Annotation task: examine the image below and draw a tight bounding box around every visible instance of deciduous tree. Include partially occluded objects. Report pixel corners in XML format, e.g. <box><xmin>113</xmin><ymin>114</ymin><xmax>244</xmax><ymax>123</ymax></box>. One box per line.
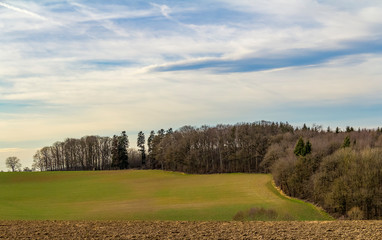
<box><xmin>6</xmin><ymin>156</ymin><xmax>21</xmax><ymax>172</ymax></box>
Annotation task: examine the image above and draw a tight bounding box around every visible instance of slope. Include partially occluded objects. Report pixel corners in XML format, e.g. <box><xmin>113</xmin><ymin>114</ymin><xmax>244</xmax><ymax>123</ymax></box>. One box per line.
<box><xmin>0</xmin><ymin>170</ymin><xmax>331</xmax><ymax>220</ymax></box>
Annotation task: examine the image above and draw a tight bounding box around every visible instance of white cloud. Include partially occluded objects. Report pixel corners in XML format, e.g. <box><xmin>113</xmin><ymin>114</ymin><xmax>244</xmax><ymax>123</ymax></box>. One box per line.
<box><xmin>0</xmin><ymin>1</ymin><xmax>48</xmax><ymax>20</ymax></box>
<box><xmin>1</xmin><ymin>0</ymin><xmax>382</xmax><ymax>163</ymax></box>
<box><xmin>150</xmin><ymin>3</ymin><xmax>172</xmax><ymax>20</ymax></box>
<box><xmin>359</xmin><ymin>7</ymin><xmax>382</xmax><ymax>23</ymax></box>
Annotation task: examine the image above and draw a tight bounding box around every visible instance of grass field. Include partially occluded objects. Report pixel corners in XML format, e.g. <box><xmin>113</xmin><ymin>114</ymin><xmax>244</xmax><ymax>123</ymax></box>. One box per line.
<box><xmin>0</xmin><ymin>170</ymin><xmax>332</xmax><ymax>221</ymax></box>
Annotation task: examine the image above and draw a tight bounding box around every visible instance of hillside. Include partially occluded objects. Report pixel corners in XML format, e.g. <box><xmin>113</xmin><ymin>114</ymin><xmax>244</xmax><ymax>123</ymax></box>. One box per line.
<box><xmin>0</xmin><ymin>170</ymin><xmax>331</xmax><ymax>221</ymax></box>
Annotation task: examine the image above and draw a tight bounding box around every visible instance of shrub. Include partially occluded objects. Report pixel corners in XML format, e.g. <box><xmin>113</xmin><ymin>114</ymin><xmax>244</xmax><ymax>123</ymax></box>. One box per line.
<box><xmin>232</xmin><ymin>211</ymin><xmax>245</xmax><ymax>221</ymax></box>
<box><xmin>347</xmin><ymin>207</ymin><xmax>364</xmax><ymax>220</ymax></box>
<box><xmin>233</xmin><ymin>207</ymin><xmax>278</xmax><ymax>221</ymax></box>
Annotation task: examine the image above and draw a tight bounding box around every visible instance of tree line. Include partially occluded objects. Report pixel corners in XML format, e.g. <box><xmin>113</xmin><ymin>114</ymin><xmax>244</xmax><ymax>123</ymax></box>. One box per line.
<box><xmin>32</xmin><ymin>121</ymin><xmax>293</xmax><ymax>173</ymax></box>
<box><xmin>146</xmin><ymin>121</ymin><xmax>293</xmax><ymax>173</ymax></box>
<box><xmin>33</xmin><ymin>131</ymin><xmax>136</xmax><ymax>171</ymax></box>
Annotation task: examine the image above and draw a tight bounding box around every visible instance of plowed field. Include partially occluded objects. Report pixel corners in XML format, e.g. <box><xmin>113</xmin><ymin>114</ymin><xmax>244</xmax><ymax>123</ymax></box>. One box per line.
<box><xmin>1</xmin><ymin>220</ymin><xmax>381</xmax><ymax>239</ymax></box>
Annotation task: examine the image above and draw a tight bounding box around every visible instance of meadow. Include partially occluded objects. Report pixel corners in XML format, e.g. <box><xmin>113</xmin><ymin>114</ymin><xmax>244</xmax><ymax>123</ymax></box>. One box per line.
<box><xmin>0</xmin><ymin>170</ymin><xmax>331</xmax><ymax>221</ymax></box>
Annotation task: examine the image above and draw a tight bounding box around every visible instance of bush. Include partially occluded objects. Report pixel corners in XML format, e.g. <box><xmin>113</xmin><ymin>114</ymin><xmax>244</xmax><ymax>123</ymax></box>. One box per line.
<box><xmin>232</xmin><ymin>211</ymin><xmax>245</xmax><ymax>221</ymax></box>
<box><xmin>248</xmin><ymin>207</ymin><xmax>278</xmax><ymax>220</ymax></box>
<box><xmin>347</xmin><ymin>207</ymin><xmax>364</xmax><ymax>220</ymax></box>
<box><xmin>233</xmin><ymin>207</ymin><xmax>279</xmax><ymax>221</ymax></box>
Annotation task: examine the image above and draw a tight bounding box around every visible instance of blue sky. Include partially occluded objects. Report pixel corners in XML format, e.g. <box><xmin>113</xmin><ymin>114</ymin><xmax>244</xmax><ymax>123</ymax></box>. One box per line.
<box><xmin>1</xmin><ymin>0</ymin><xmax>382</xmax><ymax>169</ymax></box>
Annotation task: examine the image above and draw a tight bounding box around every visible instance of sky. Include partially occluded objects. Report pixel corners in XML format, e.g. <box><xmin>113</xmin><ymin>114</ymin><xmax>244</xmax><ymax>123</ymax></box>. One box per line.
<box><xmin>1</xmin><ymin>0</ymin><xmax>382</xmax><ymax>170</ymax></box>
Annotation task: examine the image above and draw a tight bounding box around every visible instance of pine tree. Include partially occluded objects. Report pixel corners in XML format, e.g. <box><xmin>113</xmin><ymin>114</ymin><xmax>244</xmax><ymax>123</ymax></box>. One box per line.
<box><xmin>111</xmin><ymin>135</ymin><xmax>119</xmax><ymax>168</ymax></box>
<box><xmin>346</xmin><ymin>126</ymin><xmax>354</xmax><ymax>132</ymax></box>
<box><xmin>147</xmin><ymin>131</ymin><xmax>155</xmax><ymax>154</ymax></box>
<box><xmin>294</xmin><ymin>137</ymin><xmax>305</xmax><ymax>156</ymax></box>
<box><xmin>304</xmin><ymin>140</ymin><xmax>312</xmax><ymax>155</ymax></box>
<box><xmin>147</xmin><ymin>130</ymin><xmax>155</xmax><ymax>168</ymax></box>
<box><xmin>119</xmin><ymin>131</ymin><xmax>129</xmax><ymax>169</ymax></box>
<box><xmin>342</xmin><ymin>136</ymin><xmax>351</xmax><ymax>148</ymax></box>
<box><xmin>112</xmin><ymin>131</ymin><xmax>129</xmax><ymax>169</ymax></box>
<box><xmin>137</xmin><ymin>131</ymin><xmax>146</xmax><ymax>167</ymax></box>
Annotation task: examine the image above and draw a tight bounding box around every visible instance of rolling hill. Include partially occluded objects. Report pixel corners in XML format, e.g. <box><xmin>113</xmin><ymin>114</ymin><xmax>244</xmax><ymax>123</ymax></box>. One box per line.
<box><xmin>0</xmin><ymin>170</ymin><xmax>331</xmax><ymax>221</ymax></box>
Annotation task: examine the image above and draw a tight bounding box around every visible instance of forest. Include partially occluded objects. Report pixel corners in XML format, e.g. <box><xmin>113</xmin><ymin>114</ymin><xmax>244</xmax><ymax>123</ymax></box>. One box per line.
<box><xmin>32</xmin><ymin>121</ymin><xmax>382</xmax><ymax>219</ymax></box>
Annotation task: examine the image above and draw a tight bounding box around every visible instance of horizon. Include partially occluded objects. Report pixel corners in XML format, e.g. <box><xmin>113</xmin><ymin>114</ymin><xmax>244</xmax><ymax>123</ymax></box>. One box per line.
<box><xmin>1</xmin><ymin>0</ymin><xmax>382</xmax><ymax>170</ymax></box>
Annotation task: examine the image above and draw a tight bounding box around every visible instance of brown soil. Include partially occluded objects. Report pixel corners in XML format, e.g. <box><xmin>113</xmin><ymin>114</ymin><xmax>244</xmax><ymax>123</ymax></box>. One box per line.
<box><xmin>1</xmin><ymin>220</ymin><xmax>381</xmax><ymax>239</ymax></box>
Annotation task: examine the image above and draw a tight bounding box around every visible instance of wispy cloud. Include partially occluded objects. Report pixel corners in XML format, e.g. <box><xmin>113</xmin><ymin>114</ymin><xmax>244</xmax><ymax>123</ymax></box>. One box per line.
<box><xmin>0</xmin><ymin>1</ymin><xmax>48</xmax><ymax>21</ymax></box>
<box><xmin>1</xmin><ymin>0</ymin><xmax>382</xmax><ymax>169</ymax></box>
<box><xmin>150</xmin><ymin>3</ymin><xmax>172</xmax><ymax>20</ymax></box>
<box><xmin>0</xmin><ymin>148</ymin><xmax>20</xmax><ymax>153</ymax></box>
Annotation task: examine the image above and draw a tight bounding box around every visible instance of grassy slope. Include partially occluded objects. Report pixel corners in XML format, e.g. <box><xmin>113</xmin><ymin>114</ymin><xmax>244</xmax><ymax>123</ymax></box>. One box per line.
<box><xmin>0</xmin><ymin>170</ymin><xmax>331</xmax><ymax>221</ymax></box>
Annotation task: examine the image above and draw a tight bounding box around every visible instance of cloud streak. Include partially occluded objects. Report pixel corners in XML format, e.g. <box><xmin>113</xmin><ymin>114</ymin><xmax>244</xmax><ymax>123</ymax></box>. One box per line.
<box><xmin>152</xmin><ymin>39</ymin><xmax>382</xmax><ymax>73</ymax></box>
<box><xmin>0</xmin><ymin>1</ymin><xmax>48</xmax><ymax>21</ymax></box>
<box><xmin>1</xmin><ymin>0</ymin><xmax>382</xmax><ymax>170</ymax></box>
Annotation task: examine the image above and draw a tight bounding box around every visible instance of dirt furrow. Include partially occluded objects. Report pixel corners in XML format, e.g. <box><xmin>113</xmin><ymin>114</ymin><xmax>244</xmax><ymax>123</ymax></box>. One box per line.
<box><xmin>1</xmin><ymin>220</ymin><xmax>381</xmax><ymax>239</ymax></box>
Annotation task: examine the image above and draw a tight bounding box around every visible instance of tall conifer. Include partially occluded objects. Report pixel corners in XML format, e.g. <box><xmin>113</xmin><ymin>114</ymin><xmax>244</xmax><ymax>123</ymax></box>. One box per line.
<box><xmin>294</xmin><ymin>137</ymin><xmax>305</xmax><ymax>156</ymax></box>
<box><xmin>137</xmin><ymin>131</ymin><xmax>146</xmax><ymax>167</ymax></box>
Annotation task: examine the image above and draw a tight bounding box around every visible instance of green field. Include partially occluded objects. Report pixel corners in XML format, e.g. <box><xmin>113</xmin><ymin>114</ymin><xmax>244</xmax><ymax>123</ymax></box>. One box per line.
<box><xmin>0</xmin><ymin>170</ymin><xmax>332</xmax><ymax>221</ymax></box>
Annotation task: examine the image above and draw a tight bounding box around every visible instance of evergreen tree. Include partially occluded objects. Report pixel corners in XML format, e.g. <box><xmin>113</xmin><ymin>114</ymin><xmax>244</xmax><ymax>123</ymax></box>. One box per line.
<box><xmin>335</xmin><ymin>127</ymin><xmax>340</xmax><ymax>133</ymax></box>
<box><xmin>342</xmin><ymin>136</ymin><xmax>351</xmax><ymax>148</ymax></box>
<box><xmin>147</xmin><ymin>130</ymin><xmax>155</xmax><ymax>168</ymax></box>
<box><xmin>111</xmin><ymin>135</ymin><xmax>119</xmax><ymax>168</ymax></box>
<box><xmin>346</xmin><ymin>126</ymin><xmax>354</xmax><ymax>132</ymax></box>
<box><xmin>147</xmin><ymin>131</ymin><xmax>155</xmax><ymax>154</ymax></box>
<box><xmin>294</xmin><ymin>137</ymin><xmax>305</xmax><ymax>156</ymax></box>
<box><xmin>303</xmin><ymin>140</ymin><xmax>312</xmax><ymax>155</ymax></box>
<box><xmin>112</xmin><ymin>131</ymin><xmax>129</xmax><ymax>169</ymax></box>
<box><xmin>137</xmin><ymin>131</ymin><xmax>146</xmax><ymax>167</ymax></box>
<box><xmin>119</xmin><ymin>131</ymin><xmax>129</xmax><ymax>169</ymax></box>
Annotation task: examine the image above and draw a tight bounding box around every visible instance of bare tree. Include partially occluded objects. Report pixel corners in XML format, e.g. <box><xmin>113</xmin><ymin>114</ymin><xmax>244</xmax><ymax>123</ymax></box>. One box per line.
<box><xmin>6</xmin><ymin>156</ymin><xmax>22</xmax><ymax>172</ymax></box>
